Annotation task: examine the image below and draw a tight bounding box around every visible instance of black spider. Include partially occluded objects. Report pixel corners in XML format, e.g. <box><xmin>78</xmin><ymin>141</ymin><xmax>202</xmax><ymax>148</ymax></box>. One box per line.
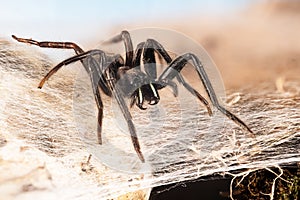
<box><xmin>12</xmin><ymin>31</ymin><xmax>253</xmax><ymax>162</ymax></box>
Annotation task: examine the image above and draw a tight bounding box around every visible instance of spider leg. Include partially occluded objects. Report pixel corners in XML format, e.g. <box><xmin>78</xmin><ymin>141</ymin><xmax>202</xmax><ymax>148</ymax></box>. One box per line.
<box><xmin>12</xmin><ymin>35</ymin><xmax>125</xmax><ymax>150</ymax></box>
<box><xmin>11</xmin><ymin>36</ymin><xmax>108</xmax><ymax>87</ymax></box>
<box><xmin>38</xmin><ymin>49</ymin><xmax>108</xmax><ymax>144</ymax></box>
<box><xmin>143</xmin><ymin>39</ymin><xmax>160</xmax><ymax>80</ymax></box>
<box><xmin>159</xmin><ymin>53</ymin><xmax>253</xmax><ymax>134</ymax></box>
<box><xmin>140</xmin><ymin>39</ymin><xmax>212</xmax><ymax>114</ymax></box>
<box><xmin>132</xmin><ymin>42</ymin><xmax>145</xmax><ymax>69</ymax></box>
<box><xmin>105</xmin><ymin>68</ymin><xmax>145</xmax><ymax>162</ymax></box>
<box><xmin>132</xmin><ymin>40</ymin><xmax>178</xmax><ymax>97</ymax></box>
<box><xmin>142</xmin><ymin>39</ymin><xmax>174</xmax><ymax>80</ymax></box>
<box><xmin>85</xmin><ymin>53</ymin><xmax>107</xmax><ymax>145</ymax></box>
<box><xmin>176</xmin><ymin>74</ymin><xmax>212</xmax><ymax>116</ymax></box>
<box><xmin>95</xmin><ymin>84</ymin><xmax>104</xmax><ymax>144</ymax></box>
<box><xmin>12</xmin><ymin>35</ymin><xmax>84</xmax><ymax>54</ymax></box>
<box><xmin>102</xmin><ymin>30</ymin><xmax>133</xmax><ymax>67</ymax></box>
<box><xmin>11</xmin><ymin>35</ymin><xmax>99</xmax><ymax>86</ymax></box>
<box><xmin>38</xmin><ymin>50</ymin><xmax>105</xmax><ymax>88</ymax></box>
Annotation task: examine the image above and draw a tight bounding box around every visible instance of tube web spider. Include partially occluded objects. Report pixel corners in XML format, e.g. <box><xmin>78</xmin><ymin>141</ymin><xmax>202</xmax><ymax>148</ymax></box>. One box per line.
<box><xmin>12</xmin><ymin>30</ymin><xmax>253</xmax><ymax>162</ymax></box>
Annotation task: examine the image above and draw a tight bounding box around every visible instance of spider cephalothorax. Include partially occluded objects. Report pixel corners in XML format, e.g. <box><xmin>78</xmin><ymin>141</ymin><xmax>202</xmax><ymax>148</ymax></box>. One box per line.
<box><xmin>12</xmin><ymin>30</ymin><xmax>253</xmax><ymax>162</ymax></box>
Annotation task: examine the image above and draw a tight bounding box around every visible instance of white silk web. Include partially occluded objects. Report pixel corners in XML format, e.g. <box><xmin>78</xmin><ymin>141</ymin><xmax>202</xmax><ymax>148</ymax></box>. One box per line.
<box><xmin>0</xmin><ymin>30</ymin><xmax>299</xmax><ymax>199</ymax></box>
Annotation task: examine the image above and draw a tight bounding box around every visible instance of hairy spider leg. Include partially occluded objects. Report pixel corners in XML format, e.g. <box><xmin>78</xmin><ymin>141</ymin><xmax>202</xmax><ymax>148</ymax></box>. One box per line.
<box><xmin>133</xmin><ymin>41</ymin><xmax>177</xmax><ymax>97</ymax></box>
<box><xmin>80</xmin><ymin>51</ymin><xmax>107</xmax><ymax>145</ymax></box>
<box><xmin>132</xmin><ymin>42</ymin><xmax>145</xmax><ymax>70</ymax></box>
<box><xmin>135</xmin><ymin>41</ymin><xmax>179</xmax><ymax>96</ymax></box>
<box><xmin>37</xmin><ymin>50</ymin><xmax>102</xmax><ymax>88</ymax></box>
<box><xmin>12</xmin><ymin>34</ymin><xmax>145</xmax><ymax>161</ymax></box>
<box><xmin>37</xmin><ymin>50</ymin><xmax>145</xmax><ymax>162</ymax></box>
<box><xmin>129</xmin><ymin>42</ymin><xmax>144</xmax><ymax>108</ymax></box>
<box><xmin>143</xmin><ymin>39</ymin><xmax>172</xmax><ymax>80</ymax></box>
<box><xmin>11</xmin><ymin>35</ymin><xmax>112</xmax><ymax>145</ymax></box>
<box><xmin>37</xmin><ymin>50</ymin><xmax>107</xmax><ymax>144</ymax></box>
<box><xmin>104</xmin><ymin>51</ymin><xmax>145</xmax><ymax>161</ymax></box>
<box><xmin>102</xmin><ymin>30</ymin><xmax>134</xmax><ymax>67</ymax></box>
<box><xmin>138</xmin><ymin>39</ymin><xmax>212</xmax><ymax>115</ymax></box>
<box><xmin>105</xmin><ymin>66</ymin><xmax>145</xmax><ymax>162</ymax></box>
<box><xmin>159</xmin><ymin>53</ymin><xmax>253</xmax><ymax>134</ymax></box>
<box><xmin>11</xmin><ymin>35</ymin><xmax>97</xmax><ymax>79</ymax></box>
<box><xmin>11</xmin><ymin>35</ymin><xmax>105</xmax><ymax>89</ymax></box>
<box><xmin>12</xmin><ymin>35</ymin><xmax>84</xmax><ymax>54</ymax></box>
<box><xmin>11</xmin><ymin>35</ymin><xmax>98</xmax><ymax>91</ymax></box>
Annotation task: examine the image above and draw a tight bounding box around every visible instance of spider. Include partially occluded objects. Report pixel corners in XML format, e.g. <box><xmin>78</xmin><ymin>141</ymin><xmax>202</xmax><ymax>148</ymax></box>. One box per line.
<box><xmin>12</xmin><ymin>31</ymin><xmax>253</xmax><ymax>162</ymax></box>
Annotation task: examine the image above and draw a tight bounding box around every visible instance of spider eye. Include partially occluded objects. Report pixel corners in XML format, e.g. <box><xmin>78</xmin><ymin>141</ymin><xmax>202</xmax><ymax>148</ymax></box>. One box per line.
<box><xmin>131</xmin><ymin>76</ymin><xmax>140</xmax><ymax>85</ymax></box>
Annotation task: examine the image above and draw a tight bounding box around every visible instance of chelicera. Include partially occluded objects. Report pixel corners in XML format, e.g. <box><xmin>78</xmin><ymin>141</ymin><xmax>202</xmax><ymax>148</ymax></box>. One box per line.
<box><xmin>12</xmin><ymin>31</ymin><xmax>253</xmax><ymax>162</ymax></box>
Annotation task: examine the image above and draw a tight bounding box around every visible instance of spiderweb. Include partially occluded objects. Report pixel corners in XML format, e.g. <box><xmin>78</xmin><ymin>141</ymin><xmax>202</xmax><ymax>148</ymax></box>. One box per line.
<box><xmin>0</xmin><ymin>29</ymin><xmax>299</xmax><ymax>200</ymax></box>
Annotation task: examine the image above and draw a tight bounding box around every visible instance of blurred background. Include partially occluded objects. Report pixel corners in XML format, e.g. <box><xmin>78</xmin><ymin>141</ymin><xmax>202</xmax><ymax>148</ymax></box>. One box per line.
<box><xmin>1</xmin><ymin>1</ymin><xmax>299</xmax><ymax>199</ymax></box>
<box><xmin>1</xmin><ymin>0</ymin><xmax>299</xmax><ymax>89</ymax></box>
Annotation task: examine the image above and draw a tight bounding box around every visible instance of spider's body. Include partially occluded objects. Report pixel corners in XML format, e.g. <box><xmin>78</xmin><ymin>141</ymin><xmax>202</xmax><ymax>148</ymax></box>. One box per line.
<box><xmin>12</xmin><ymin>31</ymin><xmax>253</xmax><ymax>162</ymax></box>
<box><xmin>116</xmin><ymin>67</ymin><xmax>161</xmax><ymax>109</ymax></box>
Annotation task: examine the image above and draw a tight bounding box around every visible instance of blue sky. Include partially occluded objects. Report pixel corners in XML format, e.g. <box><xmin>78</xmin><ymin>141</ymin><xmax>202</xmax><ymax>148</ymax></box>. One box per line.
<box><xmin>1</xmin><ymin>0</ymin><xmax>252</xmax><ymax>47</ymax></box>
